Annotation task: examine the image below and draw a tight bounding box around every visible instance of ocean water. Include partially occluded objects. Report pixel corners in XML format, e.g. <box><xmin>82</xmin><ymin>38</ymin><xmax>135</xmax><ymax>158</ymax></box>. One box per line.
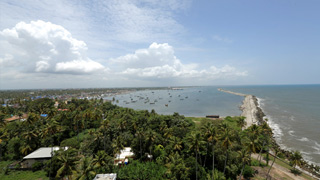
<box><xmin>105</xmin><ymin>85</ymin><xmax>320</xmax><ymax>166</ymax></box>
<box><xmin>225</xmin><ymin>85</ymin><xmax>320</xmax><ymax>166</ymax></box>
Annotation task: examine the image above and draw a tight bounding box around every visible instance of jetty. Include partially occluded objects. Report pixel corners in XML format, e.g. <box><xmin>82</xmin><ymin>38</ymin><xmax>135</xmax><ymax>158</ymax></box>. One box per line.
<box><xmin>218</xmin><ymin>88</ymin><xmax>264</xmax><ymax>129</ymax></box>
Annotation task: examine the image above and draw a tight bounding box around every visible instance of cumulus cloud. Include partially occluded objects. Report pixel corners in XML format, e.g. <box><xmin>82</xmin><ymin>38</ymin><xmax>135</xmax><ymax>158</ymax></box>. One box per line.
<box><xmin>0</xmin><ymin>20</ymin><xmax>105</xmax><ymax>74</ymax></box>
<box><xmin>113</xmin><ymin>42</ymin><xmax>247</xmax><ymax>79</ymax></box>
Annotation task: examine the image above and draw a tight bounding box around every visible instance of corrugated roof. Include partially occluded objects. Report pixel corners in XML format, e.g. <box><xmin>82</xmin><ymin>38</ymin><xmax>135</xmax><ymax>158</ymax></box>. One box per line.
<box><xmin>115</xmin><ymin>147</ymin><xmax>134</xmax><ymax>160</ymax></box>
<box><xmin>23</xmin><ymin>147</ymin><xmax>67</xmax><ymax>159</ymax></box>
<box><xmin>93</xmin><ymin>173</ymin><xmax>117</xmax><ymax>180</ymax></box>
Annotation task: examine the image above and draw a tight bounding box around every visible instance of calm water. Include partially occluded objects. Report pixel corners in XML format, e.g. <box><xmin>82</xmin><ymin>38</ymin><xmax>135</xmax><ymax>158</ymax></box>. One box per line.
<box><xmin>105</xmin><ymin>85</ymin><xmax>320</xmax><ymax>166</ymax></box>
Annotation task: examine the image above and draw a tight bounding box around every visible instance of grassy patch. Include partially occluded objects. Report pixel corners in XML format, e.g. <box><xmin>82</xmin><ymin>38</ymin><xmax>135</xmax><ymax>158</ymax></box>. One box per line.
<box><xmin>0</xmin><ymin>170</ymin><xmax>48</xmax><ymax>180</ymax></box>
<box><xmin>185</xmin><ymin>117</ymin><xmax>222</xmax><ymax>128</ymax></box>
<box><xmin>223</xmin><ymin>116</ymin><xmax>242</xmax><ymax>131</ymax></box>
<box><xmin>261</xmin><ymin>154</ymin><xmax>315</xmax><ymax>180</ymax></box>
<box><xmin>0</xmin><ymin>161</ymin><xmax>48</xmax><ymax>180</ymax></box>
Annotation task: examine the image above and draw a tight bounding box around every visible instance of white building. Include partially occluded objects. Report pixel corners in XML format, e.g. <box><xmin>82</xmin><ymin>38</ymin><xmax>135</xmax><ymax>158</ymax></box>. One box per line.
<box><xmin>114</xmin><ymin>147</ymin><xmax>134</xmax><ymax>165</ymax></box>
<box><xmin>93</xmin><ymin>173</ymin><xmax>117</xmax><ymax>180</ymax></box>
<box><xmin>21</xmin><ymin>147</ymin><xmax>68</xmax><ymax>168</ymax></box>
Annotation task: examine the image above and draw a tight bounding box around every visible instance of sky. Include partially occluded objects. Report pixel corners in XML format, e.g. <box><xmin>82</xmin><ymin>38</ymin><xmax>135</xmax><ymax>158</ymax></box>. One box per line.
<box><xmin>0</xmin><ymin>0</ymin><xmax>319</xmax><ymax>89</ymax></box>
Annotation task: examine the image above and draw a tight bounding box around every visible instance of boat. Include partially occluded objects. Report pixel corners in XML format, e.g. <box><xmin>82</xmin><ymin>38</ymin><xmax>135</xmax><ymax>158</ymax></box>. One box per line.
<box><xmin>206</xmin><ymin>115</ymin><xmax>220</xmax><ymax>118</ymax></box>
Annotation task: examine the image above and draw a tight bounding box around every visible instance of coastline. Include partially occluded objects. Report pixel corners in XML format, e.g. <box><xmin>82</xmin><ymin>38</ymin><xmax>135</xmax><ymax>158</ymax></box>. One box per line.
<box><xmin>218</xmin><ymin>88</ymin><xmax>264</xmax><ymax>128</ymax></box>
<box><xmin>218</xmin><ymin>88</ymin><xmax>320</xmax><ymax>179</ymax></box>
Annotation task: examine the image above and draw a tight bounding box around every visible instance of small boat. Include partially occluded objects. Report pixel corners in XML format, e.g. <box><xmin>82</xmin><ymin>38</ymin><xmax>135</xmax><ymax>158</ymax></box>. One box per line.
<box><xmin>165</xmin><ymin>104</ymin><xmax>168</xmax><ymax>107</ymax></box>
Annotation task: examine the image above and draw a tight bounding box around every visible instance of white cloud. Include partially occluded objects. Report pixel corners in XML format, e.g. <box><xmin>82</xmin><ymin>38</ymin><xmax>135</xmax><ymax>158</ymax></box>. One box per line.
<box><xmin>56</xmin><ymin>60</ymin><xmax>105</xmax><ymax>74</ymax></box>
<box><xmin>113</xmin><ymin>42</ymin><xmax>247</xmax><ymax>79</ymax></box>
<box><xmin>0</xmin><ymin>20</ymin><xmax>105</xmax><ymax>74</ymax></box>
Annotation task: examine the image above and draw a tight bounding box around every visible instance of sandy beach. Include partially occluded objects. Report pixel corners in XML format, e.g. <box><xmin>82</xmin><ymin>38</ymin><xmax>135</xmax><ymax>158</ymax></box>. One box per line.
<box><xmin>218</xmin><ymin>88</ymin><xmax>261</xmax><ymax>128</ymax></box>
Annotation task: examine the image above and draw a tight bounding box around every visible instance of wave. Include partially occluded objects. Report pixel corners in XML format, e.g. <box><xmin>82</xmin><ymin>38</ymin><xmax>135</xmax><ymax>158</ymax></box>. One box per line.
<box><xmin>256</xmin><ymin>98</ymin><xmax>265</xmax><ymax>107</ymax></box>
<box><xmin>297</xmin><ymin>137</ymin><xmax>310</xmax><ymax>142</ymax></box>
<box><xmin>288</xmin><ymin>130</ymin><xmax>295</xmax><ymax>137</ymax></box>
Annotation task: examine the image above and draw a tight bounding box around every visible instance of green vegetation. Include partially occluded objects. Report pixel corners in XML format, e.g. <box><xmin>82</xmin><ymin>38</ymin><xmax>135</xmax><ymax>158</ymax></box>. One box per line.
<box><xmin>0</xmin><ymin>95</ymin><xmax>318</xmax><ymax>179</ymax></box>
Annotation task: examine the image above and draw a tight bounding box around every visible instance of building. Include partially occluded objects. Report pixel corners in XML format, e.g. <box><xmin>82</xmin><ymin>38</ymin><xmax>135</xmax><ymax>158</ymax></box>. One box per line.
<box><xmin>5</xmin><ymin>114</ymin><xmax>28</xmax><ymax>122</ymax></box>
<box><xmin>93</xmin><ymin>173</ymin><xmax>117</xmax><ymax>180</ymax></box>
<box><xmin>114</xmin><ymin>147</ymin><xmax>134</xmax><ymax>166</ymax></box>
<box><xmin>21</xmin><ymin>147</ymin><xmax>68</xmax><ymax>168</ymax></box>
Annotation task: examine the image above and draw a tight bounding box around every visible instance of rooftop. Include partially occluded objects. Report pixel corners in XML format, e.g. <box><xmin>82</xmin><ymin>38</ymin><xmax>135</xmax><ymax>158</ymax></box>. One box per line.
<box><xmin>115</xmin><ymin>147</ymin><xmax>134</xmax><ymax>160</ymax></box>
<box><xmin>93</xmin><ymin>173</ymin><xmax>117</xmax><ymax>180</ymax></box>
<box><xmin>23</xmin><ymin>147</ymin><xmax>68</xmax><ymax>159</ymax></box>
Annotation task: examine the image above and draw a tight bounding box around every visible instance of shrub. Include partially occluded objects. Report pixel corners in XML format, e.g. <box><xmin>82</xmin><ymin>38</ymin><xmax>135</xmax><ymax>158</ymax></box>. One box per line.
<box><xmin>290</xmin><ymin>168</ymin><xmax>302</xmax><ymax>175</ymax></box>
<box><xmin>32</xmin><ymin>161</ymin><xmax>43</xmax><ymax>172</ymax></box>
<box><xmin>243</xmin><ymin>165</ymin><xmax>255</xmax><ymax>178</ymax></box>
<box><xmin>60</xmin><ymin>137</ymin><xmax>80</xmax><ymax>149</ymax></box>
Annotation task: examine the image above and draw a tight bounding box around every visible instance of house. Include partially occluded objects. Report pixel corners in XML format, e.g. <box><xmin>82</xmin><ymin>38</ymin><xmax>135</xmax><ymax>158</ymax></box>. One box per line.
<box><xmin>5</xmin><ymin>114</ymin><xmax>28</xmax><ymax>122</ymax></box>
<box><xmin>114</xmin><ymin>147</ymin><xmax>134</xmax><ymax>166</ymax></box>
<box><xmin>93</xmin><ymin>173</ymin><xmax>117</xmax><ymax>180</ymax></box>
<box><xmin>21</xmin><ymin>147</ymin><xmax>68</xmax><ymax>168</ymax></box>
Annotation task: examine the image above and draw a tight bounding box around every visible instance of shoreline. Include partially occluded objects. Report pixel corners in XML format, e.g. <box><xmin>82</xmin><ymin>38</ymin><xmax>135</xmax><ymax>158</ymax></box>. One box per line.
<box><xmin>218</xmin><ymin>88</ymin><xmax>264</xmax><ymax>128</ymax></box>
<box><xmin>218</xmin><ymin>88</ymin><xmax>320</xmax><ymax>179</ymax></box>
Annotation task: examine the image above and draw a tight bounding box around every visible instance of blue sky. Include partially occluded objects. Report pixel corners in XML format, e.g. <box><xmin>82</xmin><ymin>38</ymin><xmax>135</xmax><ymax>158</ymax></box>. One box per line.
<box><xmin>0</xmin><ymin>0</ymin><xmax>319</xmax><ymax>89</ymax></box>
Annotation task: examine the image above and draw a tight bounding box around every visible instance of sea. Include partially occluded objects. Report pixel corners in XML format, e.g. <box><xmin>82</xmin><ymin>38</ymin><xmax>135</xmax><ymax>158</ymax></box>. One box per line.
<box><xmin>105</xmin><ymin>85</ymin><xmax>320</xmax><ymax>166</ymax></box>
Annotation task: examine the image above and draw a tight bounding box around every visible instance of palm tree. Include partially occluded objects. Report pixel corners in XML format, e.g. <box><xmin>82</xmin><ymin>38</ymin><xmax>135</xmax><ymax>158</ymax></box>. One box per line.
<box><xmin>100</xmin><ymin>119</ymin><xmax>110</xmax><ymax>151</ymax></box>
<box><xmin>266</xmin><ymin>149</ymin><xmax>278</xmax><ymax>180</ymax></box>
<box><xmin>112</xmin><ymin>136</ymin><xmax>124</xmax><ymax>164</ymax></box>
<box><xmin>56</xmin><ymin>149</ymin><xmax>78</xmax><ymax>179</ymax></box>
<box><xmin>92</xmin><ymin>150</ymin><xmax>112</xmax><ymax>173</ymax></box>
<box><xmin>169</xmin><ymin>136</ymin><xmax>182</xmax><ymax>152</ymax></box>
<box><xmin>201</xmin><ymin>122</ymin><xmax>217</xmax><ymax>179</ymax></box>
<box><xmin>24</xmin><ymin>112</ymin><xmax>39</xmax><ymax>126</ymax></box>
<box><xmin>0</xmin><ymin>112</ymin><xmax>6</xmax><ymax>128</ymax></box>
<box><xmin>219</xmin><ymin>123</ymin><xmax>233</xmax><ymax>175</ymax></box>
<box><xmin>165</xmin><ymin>152</ymin><xmax>190</xmax><ymax>180</ymax></box>
<box><xmin>187</xmin><ymin>132</ymin><xmax>205</xmax><ymax>180</ymax></box>
<box><xmin>237</xmin><ymin>116</ymin><xmax>247</xmax><ymax>129</ymax></box>
<box><xmin>238</xmin><ymin>148</ymin><xmax>251</xmax><ymax>180</ymax></box>
<box><xmin>74</xmin><ymin>156</ymin><xmax>96</xmax><ymax>180</ymax></box>
<box><xmin>135</xmin><ymin>129</ymin><xmax>145</xmax><ymax>158</ymax></box>
<box><xmin>290</xmin><ymin>151</ymin><xmax>303</xmax><ymax>171</ymax></box>
<box><xmin>145</xmin><ymin>129</ymin><xmax>157</xmax><ymax>155</ymax></box>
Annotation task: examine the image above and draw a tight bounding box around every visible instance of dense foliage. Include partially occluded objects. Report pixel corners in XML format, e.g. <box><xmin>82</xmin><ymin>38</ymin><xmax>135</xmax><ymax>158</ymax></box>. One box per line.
<box><xmin>0</xmin><ymin>97</ymin><xmax>316</xmax><ymax>179</ymax></box>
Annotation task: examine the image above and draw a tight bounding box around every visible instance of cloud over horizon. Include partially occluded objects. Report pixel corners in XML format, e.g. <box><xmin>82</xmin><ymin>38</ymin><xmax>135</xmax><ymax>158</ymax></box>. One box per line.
<box><xmin>0</xmin><ymin>20</ymin><xmax>247</xmax><ymax>89</ymax></box>
<box><xmin>112</xmin><ymin>42</ymin><xmax>247</xmax><ymax>80</ymax></box>
<box><xmin>0</xmin><ymin>20</ymin><xmax>105</xmax><ymax>75</ymax></box>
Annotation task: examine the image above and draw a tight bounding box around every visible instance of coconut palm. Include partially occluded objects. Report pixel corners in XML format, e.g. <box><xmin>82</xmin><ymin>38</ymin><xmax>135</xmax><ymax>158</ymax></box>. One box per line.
<box><xmin>201</xmin><ymin>122</ymin><xmax>218</xmax><ymax>179</ymax></box>
<box><xmin>112</xmin><ymin>136</ymin><xmax>124</xmax><ymax>164</ymax></box>
<box><xmin>56</xmin><ymin>149</ymin><xmax>78</xmax><ymax>179</ymax></box>
<box><xmin>266</xmin><ymin>149</ymin><xmax>278</xmax><ymax>180</ymax></box>
<box><xmin>187</xmin><ymin>132</ymin><xmax>205</xmax><ymax>180</ymax></box>
<box><xmin>0</xmin><ymin>112</ymin><xmax>6</xmax><ymax>128</ymax></box>
<box><xmin>165</xmin><ymin>152</ymin><xmax>190</xmax><ymax>180</ymax></box>
<box><xmin>290</xmin><ymin>151</ymin><xmax>303</xmax><ymax>170</ymax></box>
<box><xmin>74</xmin><ymin>156</ymin><xmax>96</xmax><ymax>180</ymax></box>
<box><xmin>219</xmin><ymin>123</ymin><xmax>233</xmax><ymax>175</ymax></box>
<box><xmin>169</xmin><ymin>136</ymin><xmax>183</xmax><ymax>152</ymax></box>
<box><xmin>92</xmin><ymin>150</ymin><xmax>112</xmax><ymax>173</ymax></box>
<box><xmin>238</xmin><ymin>148</ymin><xmax>251</xmax><ymax>180</ymax></box>
<box><xmin>237</xmin><ymin>116</ymin><xmax>247</xmax><ymax>129</ymax></box>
